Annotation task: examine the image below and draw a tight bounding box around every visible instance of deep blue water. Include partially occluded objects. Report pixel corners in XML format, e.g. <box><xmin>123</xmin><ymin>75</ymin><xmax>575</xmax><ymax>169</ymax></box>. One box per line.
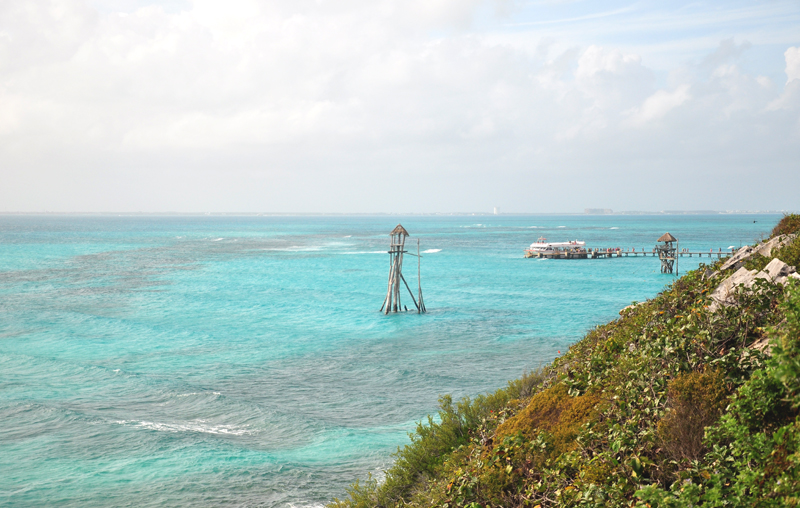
<box><xmin>0</xmin><ymin>214</ymin><xmax>775</xmax><ymax>507</ymax></box>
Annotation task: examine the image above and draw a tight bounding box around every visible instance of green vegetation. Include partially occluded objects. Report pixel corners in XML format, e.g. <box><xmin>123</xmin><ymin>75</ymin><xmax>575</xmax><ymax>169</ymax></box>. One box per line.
<box><xmin>771</xmin><ymin>213</ymin><xmax>800</xmax><ymax>237</ymax></box>
<box><xmin>331</xmin><ymin>214</ymin><xmax>800</xmax><ymax>508</ymax></box>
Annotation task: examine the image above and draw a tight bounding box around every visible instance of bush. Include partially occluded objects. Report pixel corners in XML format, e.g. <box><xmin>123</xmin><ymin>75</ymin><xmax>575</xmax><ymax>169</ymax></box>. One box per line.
<box><xmin>657</xmin><ymin>369</ymin><xmax>729</xmax><ymax>462</ymax></box>
<box><xmin>333</xmin><ymin>222</ymin><xmax>800</xmax><ymax>508</ymax></box>
<box><xmin>637</xmin><ymin>280</ymin><xmax>800</xmax><ymax>508</ymax></box>
<box><xmin>775</xmin><ymin>235</ymin><xmax>800</xmax><ymax>268</ymax></box>
<box><xmin>743</xmin><ymin>253</ymin><xmax>770</xmax><ymax>272</ymax></box>
<box><xmin>494</xmin><ymin>383</ymin><xmax>601</xmax><ymax>457</ymax></box>
<box><xmin>771</xmin><ymin>279</ymin><xmax>800</xmax><ymax>408</ymax></box>
<box><xmin>771</xmin><ymin>213</ymin><xmax>800</xmax><ymax>237</ymax></box>
<box><xmin>328</xmin><ymin>369</ymin><xmax>547</xmax><ymax>507</ymax></box>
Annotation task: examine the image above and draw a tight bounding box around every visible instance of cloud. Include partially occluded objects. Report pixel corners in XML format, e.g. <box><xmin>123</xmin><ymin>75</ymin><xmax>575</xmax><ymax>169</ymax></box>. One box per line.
<box><xmin>627</xmin><ymin>84</ymin><xmax>691</xmax><ymax>125</ymax></box>
<box><xmin>766</xmin><ymin>46</ymin><xmax>800</xmax><ymax>112</ymax></box>
<box><xmin>786</xmin><ymin>46</ymin><xmax>800</xmax><ymax>83</ymax></box>
<box><xmin>575</xmin><ymin>45</ymin><xmax>653</xmax><ymax>110</ymax></box>
<box><xmin>0</xmin><ymin>0</ymin><xmax>98</xmax><ymax>72</ymax></box>
<box><xmin>700</xmin><ymin>38</ymin><xmax>752</xmax><ymax>71</ymax></box>
<box><xmin>0</xmin><ymin>0</ymin><xmax>799</xmax><ymax>212</ymax></box>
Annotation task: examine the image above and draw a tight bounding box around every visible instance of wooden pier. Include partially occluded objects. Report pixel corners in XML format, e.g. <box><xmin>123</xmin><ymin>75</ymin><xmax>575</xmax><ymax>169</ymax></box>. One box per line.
<box><xmin>525</xmin><ymin>248</ymin><xmax>735</xmax><ymax>260</ymax></box>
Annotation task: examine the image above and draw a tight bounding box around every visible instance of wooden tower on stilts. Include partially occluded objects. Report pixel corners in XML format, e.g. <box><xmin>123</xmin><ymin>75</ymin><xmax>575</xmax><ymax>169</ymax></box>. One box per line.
<box><xmin>380</xmin><ymin>224</ymin><xmax>426</xmax><ymax>314</ymax></box>
<box><xmin>656</xmin><ymin>232</ymin><xmax>678</xmax><ymax>274</ymax></box>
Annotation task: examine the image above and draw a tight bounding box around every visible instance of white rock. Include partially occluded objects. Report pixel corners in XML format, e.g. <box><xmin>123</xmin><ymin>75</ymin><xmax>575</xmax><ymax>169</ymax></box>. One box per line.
<box><xmin>758</xmin><ymin>234</ymin><xmax>796</xmax><ymax>257</ymax></box>
<box><xmin>762</xmin><ymin>258</ymin><xmax>795</xmax><ymax>280</ymax></box>
<box><xmin>753</xmin><ymin>271</ymin><xmax>772</xmax><ymax>283</ymax></box>
<box><xmin>749</xmin><ymin>336</ymin><xmax>773</xmax><ymax>355</ymax></box>
<box><xmin>719</xmin><ymin>245</ymin><xmax>754</xmax><ymax>271</ymax></box>
<box><xmin>756</xmin><ymin>236</ymin><xmax>781</xmax><ymax>257</ymax></box>
<box><xmin>710</xmin><ymin>266</ymin><xmax>758</xmax><ymax>310</ymax></box>
<box><xmin>619</xmin><ymin>301</ymin><xmax>644</xmax><ymax>315</ymax></box>
<box><xmin>718</xmin><ymin>235</ymin><xmax>796</xmax><ymax>274</ymax></box>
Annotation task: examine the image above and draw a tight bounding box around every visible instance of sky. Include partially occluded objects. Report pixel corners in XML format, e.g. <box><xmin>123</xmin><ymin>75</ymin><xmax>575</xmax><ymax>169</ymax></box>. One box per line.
<box><xmin>1</xmin><ymin>0</ymin><xmax>799</xmax><ymax>213</ymax></box>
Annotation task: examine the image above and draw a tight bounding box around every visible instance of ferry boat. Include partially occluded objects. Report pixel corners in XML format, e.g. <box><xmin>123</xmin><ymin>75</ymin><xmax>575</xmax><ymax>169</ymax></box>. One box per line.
<box><xmin>524</xmin><ymin>237</ymin><xmax>587</xmax><ymax>258</ymax></box>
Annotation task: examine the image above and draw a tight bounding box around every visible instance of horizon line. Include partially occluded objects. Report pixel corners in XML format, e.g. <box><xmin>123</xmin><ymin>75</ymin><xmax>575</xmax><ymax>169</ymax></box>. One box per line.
<box><xmin>0</xmin><ymin>210</ymin><xmax>794</xmax><ymax>217</ymax></box>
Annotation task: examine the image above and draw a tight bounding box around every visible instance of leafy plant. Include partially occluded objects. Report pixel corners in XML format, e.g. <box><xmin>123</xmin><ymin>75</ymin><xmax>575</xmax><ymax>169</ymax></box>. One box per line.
<box><xmin>657</xmin><ymin>369</ymin><xmax>729</xmax><ymax>462</ymax></box>
<box><xmin>332</xmin><ymin>226</ymin><xmax>800</xmax><ymax>508</ymax></box>
<box><xmin>771</xmin><ymin>213</ymin><xmax>800</xmax><ymax>237</ymax></box>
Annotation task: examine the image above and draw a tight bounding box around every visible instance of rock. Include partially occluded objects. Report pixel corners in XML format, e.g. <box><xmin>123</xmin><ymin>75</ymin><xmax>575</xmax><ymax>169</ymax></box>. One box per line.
<box><xmin>755</xmin><ymin>234</ymin><xmax>796</xmax><ymax>257</ymax></box>
<box><xmin>716</xmin><ymin>235</ymin><xmax>796</xmax><ymax>276</ymax></box>
<box><xmin>751</xmin><ymin>258</ymin><xmax>796</xmax><ymax>286</ymax></box>
<box><xmin>620</xmin><ymin>301</ymin><xmax>644</xmax><ymax>315</ymax></box>
<box><xmin>762</xmin><ymin>258</ymin><xmax>795</xmax><ymax>280</ymax></box>
<box><xmin>755</xmin><ymin>236</ymin><xmax>781</xmax><ymax>257</ymax></box>
<box><xmin>709</xmin><ymin>234</ymin><xmax>798</xmax><ymax>311</ymax></box>
<box><xmin>719</xmin><ymin>246</ymin><xmax>755</xmax><ymax>271</ymax></box>
<box><xmin>709</xmin><ymin>266</ymin><xmax>758</xmax><ymax>311</ymax></box>
<box><xmin>750</xmin><ymin>336</ymin><xmax>773</xmax><ymax>356</ymax></box>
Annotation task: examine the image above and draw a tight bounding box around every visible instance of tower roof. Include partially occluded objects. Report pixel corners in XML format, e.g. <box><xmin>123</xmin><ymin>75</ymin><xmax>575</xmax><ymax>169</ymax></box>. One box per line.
<box><xmin>657</xmin><ymin>232</ymin><xmax>677</xmax><ymax>242</ymax></box>
<box><xmin>391</xmin><ymin>224</ymin><xmax>409</xmax><ymax>236</ymax></box>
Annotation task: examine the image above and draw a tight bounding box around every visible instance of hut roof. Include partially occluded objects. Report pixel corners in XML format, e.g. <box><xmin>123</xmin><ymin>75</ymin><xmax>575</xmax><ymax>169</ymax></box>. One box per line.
<box><xmin>657</xmin><ymin>232</ymin><xmax>677</xmax><ymax>242</ymax></box>
<box><xmin>391</xmin><ymin>224</ymin><xmax>409</xmax><ymax>236</ymax></box>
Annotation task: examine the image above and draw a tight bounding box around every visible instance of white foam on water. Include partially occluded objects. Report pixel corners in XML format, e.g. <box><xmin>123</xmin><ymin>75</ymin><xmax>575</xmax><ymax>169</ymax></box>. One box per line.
<box><xmin>115</xmin><ymin>419</ymin><xmax>253</xmax><ymax>436</ymax></box>
<box><xmin>557</xmin><ymin>226</ymin><xmax>566</xmax><ymax>228</ymax></box>
<box><xmin>176</xmin><ymin>391</ymin><xmax>221</xmax><ymax>398</ymax></box>
<box><xmin>263</xmin><ymin>246</ymin><xmax>323</xmax><ymax>252</ymax></box>
<box><xmin>422</xmin><ymin>249</ymin><xmax>441</xmax><ymax>253</ymax></box>
<box><xmin>610</xmin><ymin>227</ymin><xmax>619</xmax><ymax>230</ymax></box>
<box><xmin>213</xmin><ymin>238</ymin><xmax>224</xmax><ymax>241</ymax></box>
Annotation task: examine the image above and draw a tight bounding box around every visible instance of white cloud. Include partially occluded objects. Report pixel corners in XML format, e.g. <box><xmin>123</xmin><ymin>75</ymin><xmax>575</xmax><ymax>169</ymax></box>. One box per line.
<box><xmin>766</xmin><ymin>47</ymin><xmax>800</xmax><ymax>112</ymax></box>
<box><xmin>0</xmin><ymin>0</ymin><xmax>799</xmax><ymax>212</ymax></box>
<box><xmin>576</xmin><ymin>45</ymin><xmax>641</xmax><ymax>79</ymax></box>
<box><xmin>628</xmin><ymin>84</ymin><xmax>691</xmax><ymax>124</ymax></box>
<box><xmin>786</xmin><ymin>46</ymin><xmax>800</xmax><ymax>83</ymax></box>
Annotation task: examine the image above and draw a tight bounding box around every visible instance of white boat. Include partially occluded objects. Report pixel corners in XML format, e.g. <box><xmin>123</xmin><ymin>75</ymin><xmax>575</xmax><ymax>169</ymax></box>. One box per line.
<box><xmin>525</xmin><ymin>237</ymin><xmax>586</xmax><ymax>258</ymax></box>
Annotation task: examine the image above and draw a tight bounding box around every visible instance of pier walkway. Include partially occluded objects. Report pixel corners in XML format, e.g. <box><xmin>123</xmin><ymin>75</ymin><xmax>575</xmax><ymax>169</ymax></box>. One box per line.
<box><xmin>525</xmin><ymin>248</ymin><xmax>736</xmax><ymax>260</ymax></box>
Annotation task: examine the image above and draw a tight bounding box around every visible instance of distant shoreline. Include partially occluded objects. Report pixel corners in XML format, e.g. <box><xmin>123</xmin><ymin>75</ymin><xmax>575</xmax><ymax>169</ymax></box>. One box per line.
<box><xmin>0</xmin><ymin>211</ymin><xmax>794</xmax><ymax>217</ymax></box>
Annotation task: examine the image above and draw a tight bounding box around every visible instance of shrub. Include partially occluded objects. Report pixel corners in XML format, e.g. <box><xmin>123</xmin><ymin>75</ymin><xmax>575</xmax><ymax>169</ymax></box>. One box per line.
<box><xmin>771</xmin><ymin>213</ymin><xmax>800</xmax><ymax>237</ymax></box>
<box><xmin>333</xmin><ymin>218</ymin><xmax>800</xmax><ymax>508</ymax></box>
<box><xmin>494</xmin><ymin>383</ymin><xmax>601</xmax><ymax>458</ymax></box>
<box><xmin>771</xmin><ymin>279</ymin><xmax>800</xmax><ymax>408</ymax></box>
<box><xmin>743</xmin><ymin>253</ymin><xmax>770</xmax><ymax>272</ymax></box>
<box><xmin>657</xmin><ymin>369</ymin><xmax>729</xmax><ymax>462</ymax></box>
<box><xmin>637</xmin><ymin>280</ymin><xmax>800</xmax><ymax>508</ymax></box>
<box><xmin>775</xmin><ymin>234</ymin><xmax>800</xmax><ymax>268</ymax></box>
<box><xmin>329</xmin><ymin>368</ymin><xmax>547</xmax><ymax>507</ymax></box>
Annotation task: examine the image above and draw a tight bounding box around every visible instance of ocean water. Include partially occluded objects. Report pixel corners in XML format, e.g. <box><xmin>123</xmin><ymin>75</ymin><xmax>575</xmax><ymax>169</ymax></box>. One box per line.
<box><xmin>0</xmin><ymin>214</ymin><xmax>776</xmax><ymax>507</ymax></box>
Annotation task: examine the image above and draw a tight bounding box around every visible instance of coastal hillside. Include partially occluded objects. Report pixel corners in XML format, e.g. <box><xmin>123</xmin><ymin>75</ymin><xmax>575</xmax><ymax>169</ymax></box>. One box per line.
<box><xmin>331</xmin><ymin>215</ymin><xmax>800</xmax><ymax>508</ymax></box>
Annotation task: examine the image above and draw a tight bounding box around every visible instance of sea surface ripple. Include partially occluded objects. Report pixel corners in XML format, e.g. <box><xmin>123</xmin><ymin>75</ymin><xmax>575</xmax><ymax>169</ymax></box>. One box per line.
<box><xmin>0</xmin><ymin>214</ymin><xmax>774</xmax><ymax>506</ymax></box>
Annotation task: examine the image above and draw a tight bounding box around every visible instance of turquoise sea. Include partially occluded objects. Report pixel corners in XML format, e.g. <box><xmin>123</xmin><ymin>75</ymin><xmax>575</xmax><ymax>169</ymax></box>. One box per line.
<box><xmin>0</xmin><ymin>214</ymin><xmax>776</xmax><ymax>507</ymax></box>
